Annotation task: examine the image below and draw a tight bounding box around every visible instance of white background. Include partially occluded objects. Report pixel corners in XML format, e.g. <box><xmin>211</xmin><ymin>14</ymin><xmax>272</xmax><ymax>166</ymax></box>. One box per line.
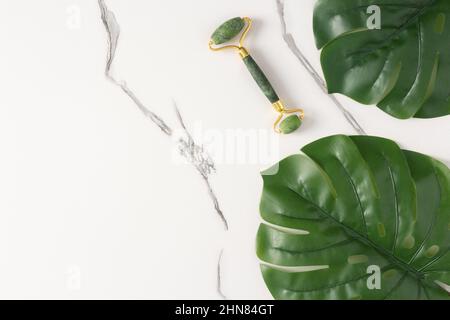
<box><xmin>0</xmin><ymin>0</ymin><xmax>448</xmax><ymax>299</ymax></box>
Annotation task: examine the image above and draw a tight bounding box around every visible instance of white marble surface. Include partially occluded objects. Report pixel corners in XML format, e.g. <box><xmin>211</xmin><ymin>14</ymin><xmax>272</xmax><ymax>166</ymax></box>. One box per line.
<box><xmin>0</xmin><ymin>0</ymin><xmax>448</xmax><ymax>299</ymax></box>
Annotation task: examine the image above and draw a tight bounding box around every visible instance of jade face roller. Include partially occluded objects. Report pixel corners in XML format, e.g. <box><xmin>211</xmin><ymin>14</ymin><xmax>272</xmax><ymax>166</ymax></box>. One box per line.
<box><xmin>209</xmin><ymin>17</ymin><xmax>304</xmax><ymax>134</ymax></box>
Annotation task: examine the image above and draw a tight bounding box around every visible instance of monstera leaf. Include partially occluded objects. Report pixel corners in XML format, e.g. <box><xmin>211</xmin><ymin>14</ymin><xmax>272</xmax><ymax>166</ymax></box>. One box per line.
<box><xmin>314</xmin><ymin>0</ymin><xmax>450</xmax><ymax>119</ymax></box>
<box><xmin>257</xmin><ymin>135</ymin><xmax>450</xmax><ymax>299</ymax></box>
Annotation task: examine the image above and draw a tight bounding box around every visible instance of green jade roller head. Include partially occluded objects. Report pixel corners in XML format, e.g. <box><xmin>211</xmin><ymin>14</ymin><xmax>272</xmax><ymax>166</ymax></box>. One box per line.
<box><xmin>209</xmin><ymin>17</ymin><xmax>304</xmax><ymax>134</ymax></box>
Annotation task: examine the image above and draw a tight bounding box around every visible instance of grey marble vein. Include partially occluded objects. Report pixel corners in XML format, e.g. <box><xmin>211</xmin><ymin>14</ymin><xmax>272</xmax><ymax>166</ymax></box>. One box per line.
<box><xmin>97</xmin><ymin>0</ymin><xmax>228</xmax><ymax>230</ymax></box>
<box><xmin>275</xmin><ymin>0</ymin><xmax>367</xmax><ymax>135</ymax></box>
<box><xmin>174</xmin><ymin>103</ymin><xmax>228</xmax><ymax>230</ymax></box>
<box><xmin>216</xmin><ymin>249</ymin><xmax>227</xmax><ymax>299</ymax></box>
<box><xmin>99</xmin><ymin>0</ymin><xmax>172</xmax><ymax>135</ymax></box>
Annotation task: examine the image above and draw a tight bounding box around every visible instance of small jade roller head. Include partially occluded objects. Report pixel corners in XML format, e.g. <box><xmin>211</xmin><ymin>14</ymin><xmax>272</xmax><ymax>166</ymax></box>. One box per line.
<box><xmin>209</xmin><ymin>17</ymin><xmax>304</xmax><ymax>134</ymax></box>
<box><xmin>210</xmin><ymin>17</ymin><xmax>246</xmax><ymax>45</ymax></box>
<box><xmin>279</xmin><ymin>115</ymin><xmax>302</xmax><ymax>134</ymax></box>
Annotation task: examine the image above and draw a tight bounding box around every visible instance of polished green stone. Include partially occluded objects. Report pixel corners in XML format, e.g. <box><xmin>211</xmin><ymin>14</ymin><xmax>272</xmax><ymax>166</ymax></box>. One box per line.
<box><xmin>279</xmin><ymin>115</ymin><xmax>302</xmax><ymax>134</ymax></box>
<box><xmin>243</xmin><ymin>55</ymin><xmax>279</xmax><ymax>103</ymax></box>
<box><xmin>211</xmin><ymin>17</ymin><xmax>245</xmax><ymax>45</ymax></box>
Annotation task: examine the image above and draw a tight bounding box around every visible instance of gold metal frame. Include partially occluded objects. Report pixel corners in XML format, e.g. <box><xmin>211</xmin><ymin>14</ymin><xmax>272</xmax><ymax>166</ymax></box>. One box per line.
<box><xmin>272</xmin><ymin>101</ymin><xmax>305</xmax><ymax>133</ymax></box>
<box><xmin>208</xmin><ymin>17</ymin><xmax>252</xmax><ymax>56</ymax></box>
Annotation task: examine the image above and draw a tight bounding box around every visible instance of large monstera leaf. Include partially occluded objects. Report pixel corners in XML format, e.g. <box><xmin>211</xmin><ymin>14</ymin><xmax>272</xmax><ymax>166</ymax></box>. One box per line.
<box><xmin>314</xmin><ymin>0</ymin><xmax>450</xmax><ymax>119</ymax></box>
<box><xmin>257</xmin><ymin>135</ymin><xmax>450</xmax><ymax>300</ymax></box>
